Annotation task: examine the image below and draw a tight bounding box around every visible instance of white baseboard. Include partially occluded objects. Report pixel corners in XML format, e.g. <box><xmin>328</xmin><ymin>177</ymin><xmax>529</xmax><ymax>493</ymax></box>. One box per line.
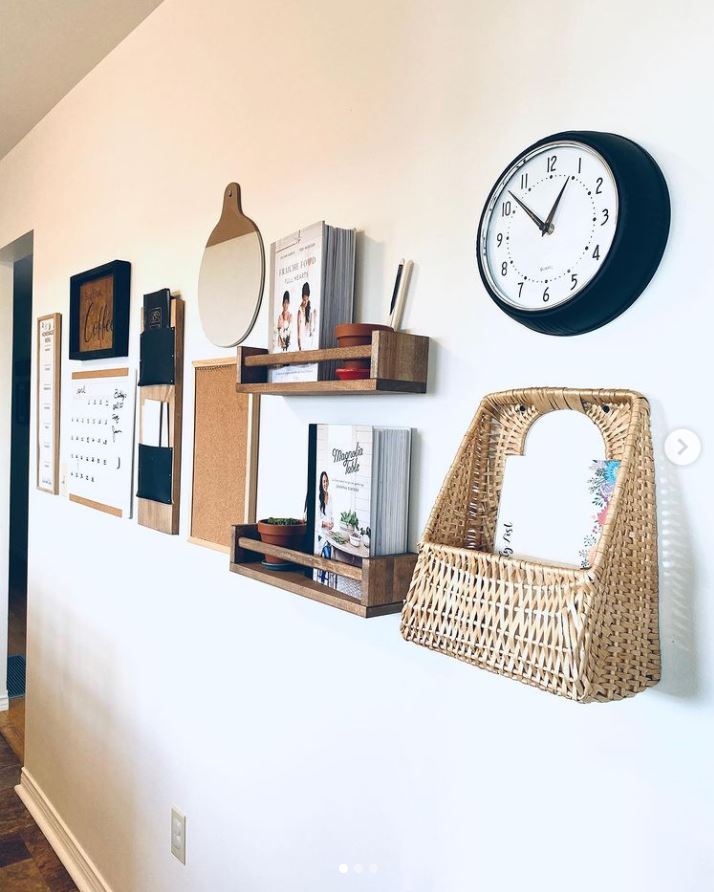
<box><xmin>0</xmin><ymin>690</ymin><xmax>8</xmax><ymax>712</ymax></box>
<box><xmin>16</xmin><ymin>768</ymin><xmax>112</xmax><ymax>892</ymax></box>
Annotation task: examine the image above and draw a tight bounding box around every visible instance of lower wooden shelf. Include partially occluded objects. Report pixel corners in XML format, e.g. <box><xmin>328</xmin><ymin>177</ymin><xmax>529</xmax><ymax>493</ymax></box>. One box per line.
<box><xmin>230</xmin><ymin>524</ymin><xmax>416</xmax><ymax>618</ymax></box>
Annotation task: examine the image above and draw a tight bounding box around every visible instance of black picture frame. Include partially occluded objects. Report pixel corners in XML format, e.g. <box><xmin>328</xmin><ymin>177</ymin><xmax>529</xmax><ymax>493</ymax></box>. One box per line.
<box><xmin>69</xmin><ymin>260</ymin><xmax>131</xmax><ymax>360</ymax></box>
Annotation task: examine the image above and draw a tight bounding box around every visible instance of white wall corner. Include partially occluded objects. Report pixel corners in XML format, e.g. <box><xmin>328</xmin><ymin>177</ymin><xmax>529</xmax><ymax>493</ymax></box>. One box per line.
<box><xmin>15</xmin><ymin>768</ymin><xmax>113</xmax><ymax>892</ymax></box>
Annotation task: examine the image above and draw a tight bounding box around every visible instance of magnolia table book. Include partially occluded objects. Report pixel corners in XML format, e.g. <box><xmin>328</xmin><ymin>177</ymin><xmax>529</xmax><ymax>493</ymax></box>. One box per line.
<box><xmin>307</xmin><ymin>424</ymin><xmax>411</xmax><ymax>598</ymax></box>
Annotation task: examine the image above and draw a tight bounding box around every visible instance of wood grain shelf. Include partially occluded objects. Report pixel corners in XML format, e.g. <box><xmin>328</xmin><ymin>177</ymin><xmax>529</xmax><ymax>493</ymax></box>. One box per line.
<box><xmin>230</xmin><ymin>524</ymin><xmax>417</xmax><ymax>618</ymax></box>
<box><xmin>235</xmin><ymin>330</ymin><xmax>429</xmax><ymax>395</ymax></box>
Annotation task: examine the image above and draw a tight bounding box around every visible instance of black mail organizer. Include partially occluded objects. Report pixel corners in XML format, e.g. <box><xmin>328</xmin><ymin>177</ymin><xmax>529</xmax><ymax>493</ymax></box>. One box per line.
<box><xmin>139</xmin><ymin>327</ymin><xmax>176</xmax><ymax>386</ymax></box>
<box><xmin>136</xmin><ymin>289</ymin><xmax>185</xmax><ymax>533</ymax></box>
<box><xmin>137</xmin><ymin>443</ymin><xmax>173</xmax><ymax>504</ymax></box>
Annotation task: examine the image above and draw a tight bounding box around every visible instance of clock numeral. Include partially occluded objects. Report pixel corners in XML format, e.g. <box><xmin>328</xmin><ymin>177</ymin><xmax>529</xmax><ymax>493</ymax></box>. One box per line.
<box><xmin>601</xmin><ymin>208</ymin><xmax>610</xmax><ymax>226</ymax></box>
<box><xmin>570</xmin><ymin>273</ymin><xmax>578</xmax><ymax>291</ymax></box>
<box><xmin>593</xmin><ymin>244</ymin><xmax>601</xmax><ymax>260</ymax></box>
<box><xmin>517</xmin><ymin>281</ymin><xmax>524</xmax><ymax>298</ymax></box>
<box><xmin>595</xmin><ymin>176</ymin><xmax>603</xmax><ymax>195</ymax></box>
<box><xmin>501</xmin><ymin>262</ymin><xmax>508</xmax><ymax>277</ymax></box>
<box><xmin>501</xmin><ymin>200</ymin><xmax>512</xmax><ymax>217</ymax></box>
<box><xmin>496</xmin><ymin>233</ymin><xmax>503</xmax><ymax>247</ymax></box>
<box><xmin>547</xmin><ymin>155</ymin><xmax>557</xmax><ymax>173</ymax></box>
<box><xmin>520</xmin><ymin>172</ymin><xmax>528</xmax><ymax>189</ymax></box>
<box><xmin>578</xmin><ymin>157</ymin><xmax>582</xmax><ymax>174</ymax></box>
<box><xmin>542</xmin><ymin>287</ymin><xmax>550</xmax><ymax>302</ymax></box>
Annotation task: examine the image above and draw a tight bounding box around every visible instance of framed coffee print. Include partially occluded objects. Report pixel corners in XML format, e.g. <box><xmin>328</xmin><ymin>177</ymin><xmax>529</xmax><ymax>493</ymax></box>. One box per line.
<box><xmin>69</xmin><ymin>260</ymin><xmax>131</xmax><ymax>360</ymax></box>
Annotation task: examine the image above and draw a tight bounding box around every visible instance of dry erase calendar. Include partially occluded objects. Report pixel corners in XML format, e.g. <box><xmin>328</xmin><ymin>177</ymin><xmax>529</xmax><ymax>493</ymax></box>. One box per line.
<box><xmin>68</xmin><ymin>368</ymin><xmax>136</xmax><ymax>517</ymax></box>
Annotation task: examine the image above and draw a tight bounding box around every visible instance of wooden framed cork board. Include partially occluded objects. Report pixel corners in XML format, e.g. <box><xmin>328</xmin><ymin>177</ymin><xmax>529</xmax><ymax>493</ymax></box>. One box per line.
<box><xmin>189</xmin><ymin>358</ymin><xmax>260</xmax><ymax>552</ymax></box>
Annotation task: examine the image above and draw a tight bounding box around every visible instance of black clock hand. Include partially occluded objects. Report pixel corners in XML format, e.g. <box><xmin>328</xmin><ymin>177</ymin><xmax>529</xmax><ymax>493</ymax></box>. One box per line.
<box><xmin>507</xmin><ymin>190</ymin><xmax>546</xmax><ymax>232</ymax></box>
<box><xmin>542</xmin><ymin>179</ymin><xmax>569</xmax><ymax>236</ymax></box>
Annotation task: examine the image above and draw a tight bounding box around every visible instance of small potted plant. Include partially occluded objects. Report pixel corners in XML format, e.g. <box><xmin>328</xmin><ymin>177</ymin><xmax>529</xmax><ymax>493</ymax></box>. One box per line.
<box><xmin>361</xmin><ymin>526</ymin><xmax>371</xmax><ymax>549</ymax></box>
<box><xmin>257</xmin><ymin>517</ymin><xmax>307</xmax><ymax>566</ymax></box>
<box><xmin>340</xmin><ymin>509</ymin><xmax>358</xmax><ymax>530</ymax></box>
<box><xmin>339</xmin><ymin>509</ymin><xmax>358</xmax><ymax>534</ymax></box>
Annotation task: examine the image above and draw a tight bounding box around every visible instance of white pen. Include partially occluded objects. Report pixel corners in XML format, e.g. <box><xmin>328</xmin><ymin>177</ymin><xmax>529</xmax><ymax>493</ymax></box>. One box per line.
<box><xmin>390</xmin><ymin>260</ymin><xmax>413</xmax><ymax>330</ymax></box>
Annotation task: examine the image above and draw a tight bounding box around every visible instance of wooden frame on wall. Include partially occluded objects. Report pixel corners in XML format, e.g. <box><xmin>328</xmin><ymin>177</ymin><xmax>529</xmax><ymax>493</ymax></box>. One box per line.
<box><xmin>67</xmin><ymin>367</ymin><xmax>136</xmax><ymax>517</ymax></box>
<box><xmin>69</xmin><ymin>260</ymin><xmax>131</xmax><ymax>360</ymax></box>
<box><xmin>189</xmin><ymin>358</ymin><xmax>260</xmax><ymax>553</ymax></box>
<box><xmin>36</xmin><ymin>313</ymin><xmax>61</xmax><ymax>493</ymax></box>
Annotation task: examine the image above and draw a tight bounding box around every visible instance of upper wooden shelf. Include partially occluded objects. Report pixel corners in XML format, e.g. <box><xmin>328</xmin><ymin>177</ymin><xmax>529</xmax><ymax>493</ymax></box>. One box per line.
<box><xmin>235</xmin><ymin>330</ymin><xmax>429</xmax><ymax>395</ymax></box>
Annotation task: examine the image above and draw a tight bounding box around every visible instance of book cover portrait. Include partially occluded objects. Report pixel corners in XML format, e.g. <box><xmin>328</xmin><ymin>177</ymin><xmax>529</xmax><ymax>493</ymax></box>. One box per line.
<box><xmin>268</xmin><ymin>223</ymin><xmax>323</xmax><ymax>381</ymax></box>
<box><xmin>313</xmin><ymin>425</ymin><xmax>373</xmax><ymax>599</ymax></box>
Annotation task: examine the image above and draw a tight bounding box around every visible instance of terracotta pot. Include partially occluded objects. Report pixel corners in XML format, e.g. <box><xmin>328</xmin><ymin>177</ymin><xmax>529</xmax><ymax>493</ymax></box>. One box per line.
<box><xmin>257</xmin><ymin>520</ymin><xmax>307</xmax><ymax>565</ymax></box>
<box><xmin>335</xmin><ymin>323</ymin><xmax>393</xmax><ymax>370</ymax></box>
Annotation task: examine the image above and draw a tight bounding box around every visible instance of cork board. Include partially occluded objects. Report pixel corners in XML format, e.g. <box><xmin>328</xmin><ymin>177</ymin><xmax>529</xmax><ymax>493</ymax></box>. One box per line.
<box><xmin>190</xmin><ymin>358</ymin><xmax>259</xmax><ymax>552</ymax></box>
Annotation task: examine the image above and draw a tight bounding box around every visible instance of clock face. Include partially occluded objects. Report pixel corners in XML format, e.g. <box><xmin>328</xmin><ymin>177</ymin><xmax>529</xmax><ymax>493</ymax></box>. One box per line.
<box><xmin>479</xmin><ymin>141</ymin><xmax>619</xmax><ymax>311</ymax></box>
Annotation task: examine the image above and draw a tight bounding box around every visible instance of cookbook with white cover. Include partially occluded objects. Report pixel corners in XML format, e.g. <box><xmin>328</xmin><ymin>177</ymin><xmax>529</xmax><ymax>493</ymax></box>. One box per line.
<box><xmin>306</xmin><ymin>424</ymin><xmax>411</xmax><ymax>598</ymax></box>
<box><xmin>493</xmin><ymin>411</ymin><xmax>620</xmax><ymax>568</ymax></box>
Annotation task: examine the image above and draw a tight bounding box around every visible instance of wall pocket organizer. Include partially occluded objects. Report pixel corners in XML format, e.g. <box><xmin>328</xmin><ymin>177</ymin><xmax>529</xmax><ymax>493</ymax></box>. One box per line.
<box><xmin>136</xmin><ymin>290</ymin><xmax>184</xmax><ymax>534</ymax></box>
<box><xmin>401</xmin><ymin>388</ymin><xmax>660</xmax><ymax>703</ymax></box>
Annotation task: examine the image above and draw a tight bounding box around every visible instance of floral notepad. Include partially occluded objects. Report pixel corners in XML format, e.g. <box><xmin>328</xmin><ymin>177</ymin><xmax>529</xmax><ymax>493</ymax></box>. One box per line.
<box><xmin>494</xmin><ymin>457</ymin><xmax>621</xmax><ymax>569</ymax></box>
<box><xmin>578</xmin><ymin>460</ymin><xmax>620</xmax><ymax>567</ymax></box>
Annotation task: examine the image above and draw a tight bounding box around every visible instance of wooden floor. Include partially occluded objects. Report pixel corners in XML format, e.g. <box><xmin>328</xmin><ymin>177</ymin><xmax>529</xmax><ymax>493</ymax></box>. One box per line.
<box><xmin>0</xmin><ymin>699</ymin><xmax>25</xmax><ymax>763</ymax></box>
<box><xmin>7</xmin><ymin>583</ymin><xmax>27</xmax><ymax>659</ymax></box>
<box><xmin>0</xmin><ymin>701</ymin><xmax>77</xmax><ymax>891</ymax></box>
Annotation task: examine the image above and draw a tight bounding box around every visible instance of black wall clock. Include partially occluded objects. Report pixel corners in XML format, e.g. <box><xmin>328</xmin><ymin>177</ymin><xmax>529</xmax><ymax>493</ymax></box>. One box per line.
<box><xmin>476</xmin><ymin>131</ymin><xmax>670</xmax><ymax>335</ymax></box>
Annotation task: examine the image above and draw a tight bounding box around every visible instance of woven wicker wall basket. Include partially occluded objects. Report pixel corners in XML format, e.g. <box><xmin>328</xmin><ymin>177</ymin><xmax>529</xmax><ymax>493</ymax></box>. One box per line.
<box><xmin>401</xmin><ymin>388</ymin><xmax>660</xmax><ymax>703</ymax></box>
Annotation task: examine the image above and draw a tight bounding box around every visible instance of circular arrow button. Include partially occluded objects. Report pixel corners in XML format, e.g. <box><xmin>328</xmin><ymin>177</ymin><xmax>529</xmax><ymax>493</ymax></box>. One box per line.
<box><xmin>664</xmin><ymin>428</ymin><xmax>702</xmax><ymax>466</ymax></box>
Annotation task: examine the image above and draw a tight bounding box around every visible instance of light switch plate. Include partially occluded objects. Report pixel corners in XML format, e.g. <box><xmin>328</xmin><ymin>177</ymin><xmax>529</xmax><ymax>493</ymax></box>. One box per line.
<box><xmin>171</xmin><ymin>808</ymin><xmax>186</xmax><ymax>864</ymax></box>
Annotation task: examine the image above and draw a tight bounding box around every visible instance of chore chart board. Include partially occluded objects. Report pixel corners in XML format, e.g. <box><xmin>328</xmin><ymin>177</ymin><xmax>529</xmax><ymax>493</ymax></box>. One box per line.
<box><xmin>68</xmin><ymin>368</ymin><xmax>136</xmax><ymax>518</ymax></box>
<box><xmin>37</xmin><ymin>313</ymin><xmax>61</xmax><ymax>494</ymax></box>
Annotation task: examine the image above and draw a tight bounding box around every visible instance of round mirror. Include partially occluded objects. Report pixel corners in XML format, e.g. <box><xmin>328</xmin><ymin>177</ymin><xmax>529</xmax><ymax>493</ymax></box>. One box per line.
<box><xmin>198</xmin><ymin>183</ymin><xmax>265</xmax><ymax>347</ymax></box>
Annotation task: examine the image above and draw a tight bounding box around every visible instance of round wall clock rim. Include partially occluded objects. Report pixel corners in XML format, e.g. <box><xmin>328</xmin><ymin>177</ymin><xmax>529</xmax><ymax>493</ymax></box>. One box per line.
<box><xmin>477</xmin><ymin>135</ymin><xmax>621</xmax><ymax>314</ymax></box>
<box><xmin>476</xmin><ymin>129</ymin><xmax>670</xmax><ymax>336</ymax></box>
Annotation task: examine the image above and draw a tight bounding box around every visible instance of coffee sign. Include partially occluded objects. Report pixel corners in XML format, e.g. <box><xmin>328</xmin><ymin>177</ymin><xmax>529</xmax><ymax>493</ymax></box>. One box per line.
<box><xmin>79</xmin><ymin>275</ymin><xmax>114</xmax><ymax>353</ymax></box>
<box><xmin>69</xmin><ymin>261</ymin><xmax>131</xmax><ymax>361</ymax></box>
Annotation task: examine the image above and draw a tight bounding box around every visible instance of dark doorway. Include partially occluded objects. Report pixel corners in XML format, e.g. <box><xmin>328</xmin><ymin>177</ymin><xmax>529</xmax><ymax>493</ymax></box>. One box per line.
<box><xmin>8</xmin><ymin>255</ymin><xmax>32</xmax><ymax>664</ymax></box>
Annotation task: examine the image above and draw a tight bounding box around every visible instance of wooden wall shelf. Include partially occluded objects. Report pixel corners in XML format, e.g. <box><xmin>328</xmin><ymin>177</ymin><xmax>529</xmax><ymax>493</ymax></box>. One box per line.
<box><xmin>235</xmin><ymin>330</ymin><xmax>429</xmax><ymax>395</ymax></box>
<box><xmin>230</xmin><ymin>524</ymin><xmax>417</xmax><ymax>618</ymax></box>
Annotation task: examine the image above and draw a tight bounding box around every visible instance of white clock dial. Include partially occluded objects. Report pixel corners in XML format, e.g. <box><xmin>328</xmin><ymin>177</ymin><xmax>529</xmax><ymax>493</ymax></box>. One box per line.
<box><xmin>480</xmin><ymin>141</ymin><xmax>619</xmax><ymax>311</ymax></box>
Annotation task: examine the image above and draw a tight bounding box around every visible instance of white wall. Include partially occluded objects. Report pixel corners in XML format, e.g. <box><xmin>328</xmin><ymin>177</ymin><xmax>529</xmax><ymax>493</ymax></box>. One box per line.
<box><xmin>0</xmin><ymin>1</ymin><xmax>712</xmax><ymax>890</ymax></box>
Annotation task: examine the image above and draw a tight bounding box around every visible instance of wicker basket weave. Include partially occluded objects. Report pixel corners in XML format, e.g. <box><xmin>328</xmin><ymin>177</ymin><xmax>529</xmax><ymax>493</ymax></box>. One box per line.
<box><xmin>401</xmin><ymin>388</ymin><xmax>660</xmax><ymax>703</ymax></box>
